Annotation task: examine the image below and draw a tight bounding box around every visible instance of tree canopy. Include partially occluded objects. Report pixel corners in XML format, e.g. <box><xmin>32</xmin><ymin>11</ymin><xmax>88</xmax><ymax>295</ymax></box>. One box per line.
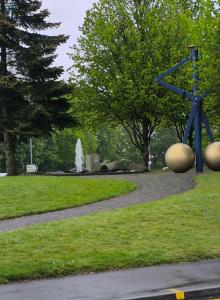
<box><xmin>0</xmin><ymin>0</ymin><xmax>74</xmax><ymax>175</ymax></box>
<box><xmin>70</xmin><ymin>0</ymin><xmax>220</xmax><ymax>168</ymax></box>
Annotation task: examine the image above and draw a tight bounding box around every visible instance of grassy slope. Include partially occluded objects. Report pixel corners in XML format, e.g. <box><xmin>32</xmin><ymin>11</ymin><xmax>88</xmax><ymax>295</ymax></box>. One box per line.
<box><xmin>0</xmin><ymin>173</ymin><xmax>219</xmax><ymax>284</ymax></box>
<box><xmin>0</xmin><ymin>176</ymin><xmax>136</xmax><ymax>219</ymax></box>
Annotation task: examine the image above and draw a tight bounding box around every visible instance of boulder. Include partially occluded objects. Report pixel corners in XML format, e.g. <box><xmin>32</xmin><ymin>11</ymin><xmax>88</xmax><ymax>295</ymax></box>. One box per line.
<box><xmin>100</xmin><ymin>164</ymin><xmax>109</xmax><ymax>172</ymax></box>
<box><xmin>68</xmin><ymin>167</ymin><xmax>89</xmax><ymax>173</ymax></box>
<box><xmin>68</xmin><ymin>168</ymin><xmax>77</xmax><ymax>173</ymax></box>
<box><xmin>105</xmin><ymin>161</ymin><xmax>126</xmax><ymax>171</ymax></box>
<box><xmin>128</xmin><ymin>163</ymin><xmax>146</xmax><ymax>172</ymax></box>
<box><xmin>86</xmin><ymin>154</ymin><xmax>101</xmax><ymax>172</ymax></box>
<box><xmin>162</xmin><ymin>167</ymin><xmax>169</xmax><ymax>171</ymax></box>
<box><xmin>46</xmin><ymin>171</ymin><xmax>65</xmax><ymax>175</ymax></box>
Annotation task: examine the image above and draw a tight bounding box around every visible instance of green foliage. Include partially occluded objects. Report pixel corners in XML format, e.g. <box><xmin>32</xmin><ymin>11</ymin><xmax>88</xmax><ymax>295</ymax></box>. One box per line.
<box><xmin>70</xmin><ymin>0</ymin><xmax>220</xmax><ymax>166</ymax></box>
<box><xmin>0</xmin><ymin>173</ymin><xmax>219</xmax><ymax>283</ymax></box>
<box><xmin>12</xmin><ymin>128</ymin><xmax>97</xmax><ymax>172</ymax></box>
<box><xmin>97</xmin><ymin>126</ymin><xmax>141</xmax><ymax>164</ymax></box>
<box><xmin>0</xmin><ymin>176</ymin><xmax>135</xmax><ymax>219</ymax></box>
<box><xmin>212</xmin><ymin>15</ymin><xmax>220</xmax><ymax>91</ymax></box>
<box><xmin>203</xmin><ymin>11</ymin><xmax>220</xmax><ymax>127</ymax></box>
<box><xmin>0</xmin><ymin>0</ymin><xmax>71</xmax><ymax>133</ymax></box>
<box><xmin>2</xmin><ymin>126</ymin><xmax>143</xmax><ymax>172</ymax></box>
<box><xmin>73</xmin><ymin>128</ymin><xmax>97</xmax><ymax>156</ymax></box>
<box><xmin>69</xmin><ymin>0</ymin><xmax>175</xmax><ymax>166</ymax></box>
<box><xmin>150</xmin><ymin>128</ymin><xmax>178</xmax><ymax>168</ymax></box>
<box><xmin>0</xmin><ymin>0</ymin><xmax>74</xmax><ymax>174</ymax></box>
<box><xmin>152</xmin><ymin>0</ymin><xmax>219</xmax><ymax>138</ymax></box>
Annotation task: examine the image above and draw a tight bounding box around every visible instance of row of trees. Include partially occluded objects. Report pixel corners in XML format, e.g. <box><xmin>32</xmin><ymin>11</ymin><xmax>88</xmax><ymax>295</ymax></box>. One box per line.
<box><xmin>69</xmin><ymin>0</ymin><xmax>220</xmax><ymax>169</ymax></box>
<box><xmin>0</xmin><ymin>126</ymin><xmax>179</xmax><ymax>172</ymax></box>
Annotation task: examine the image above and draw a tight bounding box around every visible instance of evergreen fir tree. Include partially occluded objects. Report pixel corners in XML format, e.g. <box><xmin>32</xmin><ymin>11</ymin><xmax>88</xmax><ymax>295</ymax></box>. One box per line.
<box><xmin>0</xmin><ymin>0</ymin><xmax>73</xmax><ymax>175</ymax></box>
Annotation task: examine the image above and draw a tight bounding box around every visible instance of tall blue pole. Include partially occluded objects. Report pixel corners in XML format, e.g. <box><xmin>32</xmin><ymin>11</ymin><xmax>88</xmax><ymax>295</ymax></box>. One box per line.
<box><xmin>191</xmin><ymin>47</ymin><xmax>203</xmax><ymax>173</ymax></box>
<box><xmin>156</xmin><ymin>47</ymin><xmax>214</xmax><ymax>173</ymax></box>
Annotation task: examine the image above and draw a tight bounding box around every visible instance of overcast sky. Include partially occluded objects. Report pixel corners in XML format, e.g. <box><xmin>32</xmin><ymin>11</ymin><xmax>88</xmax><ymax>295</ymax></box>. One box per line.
<box><xmin>41</xmin><ymin>0</ymin><xmax>98</xmax><ymax>80</ymax></box>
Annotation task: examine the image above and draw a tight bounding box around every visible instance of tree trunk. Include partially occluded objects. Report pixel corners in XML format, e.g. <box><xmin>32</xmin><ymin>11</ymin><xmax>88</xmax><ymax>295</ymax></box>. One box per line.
<box><xmin>123</xmin><ymin>117</ymin><xmax>158</xmax><ymax>172</ymax></box>
<box><xmin>142</xmin><ymin>119</ymin><xmax>150</xmax><ymax>171</ymax></box>
<box><xmin>3</xmin><ymin>131</ymin><xmax>17</xmax><ymax>175</ymax></box>
<box><xmin>142</xmin><ymin>144</ymin><xmax>149</xmax><ymax>171</ymax></box>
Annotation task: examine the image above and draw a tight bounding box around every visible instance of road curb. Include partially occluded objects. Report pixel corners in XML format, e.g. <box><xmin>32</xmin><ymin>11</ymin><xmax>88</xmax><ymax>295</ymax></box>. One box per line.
<box><xmin>123</xmin><ymin>285</ymin><xmax>220</xmax><ymax>300</ymax></box>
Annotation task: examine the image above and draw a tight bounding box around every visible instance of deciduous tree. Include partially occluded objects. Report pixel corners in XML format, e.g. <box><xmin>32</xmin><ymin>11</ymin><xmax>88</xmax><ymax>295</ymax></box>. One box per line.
<box><xmin>70</xmin><ymin>0</ymin><xmax>216</xmax><ymax>168</ymax></box>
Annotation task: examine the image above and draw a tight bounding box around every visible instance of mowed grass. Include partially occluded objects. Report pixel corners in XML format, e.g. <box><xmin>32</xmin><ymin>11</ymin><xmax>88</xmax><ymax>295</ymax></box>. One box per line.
<box><xmin>0</xmin><ymin>173</ymin><xmax>219</xmax><ymax>284</ymax></box>
<box><xmin>0</xmin><ymin>176</ymin><xmax>136</xmax><ymax>219</ymax></box>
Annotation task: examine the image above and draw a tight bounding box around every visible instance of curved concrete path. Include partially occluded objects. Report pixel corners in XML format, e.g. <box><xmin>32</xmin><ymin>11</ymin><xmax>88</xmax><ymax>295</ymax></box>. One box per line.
<box><xmin>0</xmin><ymin>171</ymin><xmax>195</xmax><ymax>232</ymax></box>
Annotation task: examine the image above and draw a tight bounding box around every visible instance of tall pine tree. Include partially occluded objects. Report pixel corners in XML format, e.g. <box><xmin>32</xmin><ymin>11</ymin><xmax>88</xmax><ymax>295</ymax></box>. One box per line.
<box><xmin>0</xmin><ymin>0</ymin><xmax>73</xmax><ymax>175</ymax></box>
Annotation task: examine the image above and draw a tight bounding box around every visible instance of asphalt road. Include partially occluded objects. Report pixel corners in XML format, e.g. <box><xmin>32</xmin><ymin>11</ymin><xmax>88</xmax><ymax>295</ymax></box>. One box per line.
<box><xmin>0</xmin><ymin>259</ymin><xmax>219</xmax><ymax>300</ymax></box>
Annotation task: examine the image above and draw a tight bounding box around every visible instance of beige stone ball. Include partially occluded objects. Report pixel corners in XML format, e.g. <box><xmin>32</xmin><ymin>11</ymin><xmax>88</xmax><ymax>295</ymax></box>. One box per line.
<box><xmin>165</xmin><ymin>143</ymin><xmax>195</xmax><ymax>173</ymax></box>
<box><xmin>204</xmin><ymin>142</ymin><xmax>220</xmax><ymax>171</ymax></box>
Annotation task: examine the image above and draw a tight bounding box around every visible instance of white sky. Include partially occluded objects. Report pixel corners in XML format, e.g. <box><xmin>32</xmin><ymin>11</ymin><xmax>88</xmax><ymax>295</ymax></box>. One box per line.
<box><xmin>41</xmin><ymin>0</ymin><xmax>98</xmax><ymax>80</ymax></box>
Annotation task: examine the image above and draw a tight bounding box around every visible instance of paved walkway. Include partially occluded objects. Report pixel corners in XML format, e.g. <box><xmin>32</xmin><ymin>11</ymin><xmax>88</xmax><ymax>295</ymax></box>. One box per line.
<box><xmin>0</xmin><ymin>259</ymin><xmax>219</xmax><ymax>300</ymax></box>
<box><xmin>0</xmin><ymin>171</ymin><xmax>195</xmax><ymax>232</ymax></box>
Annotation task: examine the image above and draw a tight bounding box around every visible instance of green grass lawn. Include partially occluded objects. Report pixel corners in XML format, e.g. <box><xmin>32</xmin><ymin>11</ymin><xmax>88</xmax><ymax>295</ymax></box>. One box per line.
<box><xmin>0</xmin><ymin>172</ymin><xmax>219</xmax><ymax>284</ymax></box>
<box><xmin>0</xmin><ymin>176</ymin><xmax>136</xmax><ymax>219</ymax></box>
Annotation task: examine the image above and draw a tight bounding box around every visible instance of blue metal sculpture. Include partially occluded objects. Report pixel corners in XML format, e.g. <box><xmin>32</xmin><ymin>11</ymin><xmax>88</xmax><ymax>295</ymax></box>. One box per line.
<box><xmin>156</xmin><ymin>47</ymin><xmax>215</xmax><ymax>173</ymax></box>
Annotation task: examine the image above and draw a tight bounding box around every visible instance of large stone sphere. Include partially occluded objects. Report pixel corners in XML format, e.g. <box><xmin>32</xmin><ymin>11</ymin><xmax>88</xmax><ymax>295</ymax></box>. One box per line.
<box><xmin>204</xmin><ymin>142</ymin><xmax>220</xmax><ymax>171</ymax></box>
<box><xmin>165</xmin><ymin>143</ymin><xmax>195</xmax><ymax>173</ymax></box>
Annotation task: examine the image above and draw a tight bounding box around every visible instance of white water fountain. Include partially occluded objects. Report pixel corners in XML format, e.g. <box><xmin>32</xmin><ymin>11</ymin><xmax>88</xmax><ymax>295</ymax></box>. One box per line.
<box><xmin>75</xmin><ymin>138</ymin><xmax>84</xmax><ymax>173</ymax></box>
